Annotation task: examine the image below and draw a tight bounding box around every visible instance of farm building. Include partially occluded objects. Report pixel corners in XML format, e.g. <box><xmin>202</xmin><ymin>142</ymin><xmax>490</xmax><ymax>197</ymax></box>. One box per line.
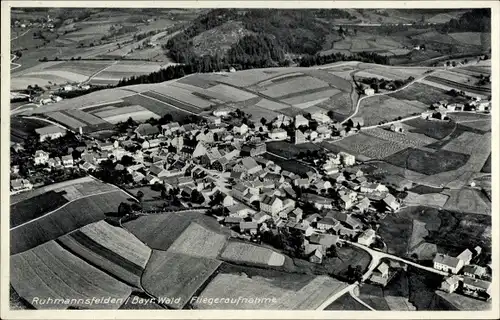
<box><xmin>364</xmin><ymin>88</ymin><xmax>375</xmax><ymax>96</ymax></box>
<box><xmin>347</xmin><ymin>117</ymin><xmax>364</xmax><ymax>128</ymax></box>
<box><xmin>440</xmin><ymin>275</ymin><xmax>460</xmax><ymax>293</ymax></box>
<box><xmin>357</xmin><ymin>229</ymin><xmax>376</xmax><ymax>246</ymax></box>
<box><xmin>370</xmin><ymin>262</ymin><xmax>391</xmax><ymax>287</ymax></box>
<box><xmin>295</xmin><ymin>114</ymin><xmax>309</xmax><ymax>128</ymax></box>
<box><xmin>463</xmin><ymin>265</ymin><xmax>487</xmax><ymax>279</ymax></box>
<box><xmin>311</xmin><ymin>112</ymin><xmax>332</xmax><ymax>124</ymax></box>
<box><xmin>463</xmin><ymin>278</ymin><xmax>492</xmax><ymax>296</ymax></box>
<box><xmin>433</xmin><ymin>254</ymin><xmax>463</xmax><ymax>274</ymax></box>
<box><xmin>35</xmin><ymin>125</ymin><xmax>67</xmax><ymax>142</ymax></box>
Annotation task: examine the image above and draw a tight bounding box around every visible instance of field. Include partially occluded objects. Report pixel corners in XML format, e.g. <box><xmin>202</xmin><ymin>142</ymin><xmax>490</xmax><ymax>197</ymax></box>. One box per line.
<box><xmin>388</xmin><ymin>82</ymin><xmax>469</xmax><ymax>106</ymax></box>
<box><xmin>11</xmin><ymin>190</ymin><xmax>132</xmax><ymax>255</ymax></box>
<box><xmin>57</xmin><ymin>221</ymin><xmax>151</xmax><ymax>287</ymax></box>
<box><xmin>220</xmin><ymin>240</ymin><xmax>285</xmax><ymax>266</ymax></box>
<box><xmin>123</xmin><ymin>211</ymin><xmax>225</xmax><ymax>251</ymax></box>
<box><xmin>403</xmin><ymin>192</ymin><xmax>449</xmax><ymax>208</ymax></box>
<box><xmin>404</xmin><ymin>118</ymin><xmax>456</xmax><ymax>140</ymax></box>
<box><xmin>94</xmin><ymin>104</ymin><xmax>160</xmax><ymax>124</ymax></box>
<box><xmin>194</xmin><ymin>272</ymin><xmax>347</xmax><ymax>310</ymax></box>
<box><xmin>171</xmin><ymin>82</ymin><xmax>257</xmax><ymax>103</ymax></box>
<box><xmin>259</xmin><ymin>76</ymin><xmax>329</xmax><ymax>98</ymax></box>
<box><xmin>141</xmin><ymin>251</ymin><xmax>221</xmax><ymax>309</ymax></box>
<box><xmin>266</xmin><ymin>141</ymin><xmax>322</xmax><ymax>159</ymax></box>
<box><xmin>325</xmin><ymin>133</ymin><xmax>406</xmax><ymax>160</ymax></box>
<box><xmin>325</xmin><ymin>293</ymin><xmax>370</xmax><ymax>310</ymax></box>
<box><xmin>384</xmin><ymin>147</ymin><xmax>469</xmax><ymax>175</ymax></box>
<box><xmin>11</xmin><ymin>190</ymin><xmax>69</xmax><ymax>228</ymax></box>
<box><xmin>10</xmin><ymin>117</ymin><xmax>50</xmax><ymax>142</ymax></box>
<box><xmin>378</xmin><ymin>206</ymin><xmax>491</xmax><ymax>258</ymax></box>
<box><xmin>139</xmin><ymin>91</ymin><xmax>203</xmax><ymax>114</ymax></box>
<box><xmin>357</xmin><ymin>96</ymin><xmax>427</xmax><ymax>126</ymax></box>
<box><xmin>10</xmin><ymin>241</ymin><xmax>131</xmax><ymax>309</ymax></box>
<box><xmin>442</xmin><ymin>188</ymin><xmax>491</xmax><ymax>215</ymax></box>
<box><xmin>168</xmin><ymin>222</ymin><xmax>227</xmax><ymax>259</ymax></box>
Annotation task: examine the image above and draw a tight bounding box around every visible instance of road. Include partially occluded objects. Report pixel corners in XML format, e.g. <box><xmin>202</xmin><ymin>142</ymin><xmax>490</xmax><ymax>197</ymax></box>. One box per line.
<box><xmin>341</xmin><ymin>70</ymin><xmax>437</xmax><ymax>125</ymax></box>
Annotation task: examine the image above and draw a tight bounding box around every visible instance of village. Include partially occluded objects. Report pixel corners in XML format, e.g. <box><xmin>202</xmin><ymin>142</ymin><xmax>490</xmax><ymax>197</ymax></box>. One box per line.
<box><xmin>10</xmin><ymin>87</ymin><xmax>492</xmax><ymax>303</ymax></box>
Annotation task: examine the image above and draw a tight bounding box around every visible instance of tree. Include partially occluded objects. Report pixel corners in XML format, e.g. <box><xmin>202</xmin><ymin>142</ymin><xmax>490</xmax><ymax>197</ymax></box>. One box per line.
<box><xmin>137</xmin><ymin>190</ymin><xmax>144</xmax><ymax>202</ymax></box>
<box><xmin>118</xmin><ymin>202</ymin><xmax>132</xmax><ymax>216</ymax></box>
<box><xmin>260</xmin><ymin>117</ymin><xmax>267</xmax><ymax>125</ymax></box>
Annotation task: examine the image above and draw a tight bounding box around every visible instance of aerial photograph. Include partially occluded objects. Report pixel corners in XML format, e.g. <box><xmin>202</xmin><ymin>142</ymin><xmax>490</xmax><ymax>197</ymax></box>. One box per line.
<box><xmin>7</xmin><ymin>5</ymin><xmax>493</xmax><ymax>313</ymax></box>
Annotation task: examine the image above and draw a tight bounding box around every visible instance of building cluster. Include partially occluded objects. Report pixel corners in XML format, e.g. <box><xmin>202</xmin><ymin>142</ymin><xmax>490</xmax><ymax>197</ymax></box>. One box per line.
<box><xmin>422</xmin><ymin>96</ymin><xmax>491</xmax><ymax>121</ymax></box>
<box><xmin>435</xmin><ymin>247</ymin><xmax>492</xmax><ymax>301</ymax></box>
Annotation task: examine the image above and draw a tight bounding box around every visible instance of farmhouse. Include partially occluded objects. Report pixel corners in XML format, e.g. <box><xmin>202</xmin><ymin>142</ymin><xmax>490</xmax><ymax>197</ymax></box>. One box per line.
<box><xmin>457</xmin><ymin>249</ymin><xmax>473</xmax><ymax>265</ymax></box>
<box><xmin>433</xmin><ymin>254</ymin><xmax>463</xmax><ymax>274</ymax></box>
<box><xmin>241</xmin><ymin>157</ymin><xmax>262</xmax><ymax>175</ymax></box>
<box><xmin>463</xmin><ymin>265</ymin><xmax>487</xmax><ymax>279</ymax></box>
<box><xmin>357</xmin><ymin>229</ymin><xmax>376</xmax><ymax>246</ymax></box>
<box><xmin>311</xmin><ymin>112</ymin><xmax>332</xmax><ymax>124</ymax></box>
<box><xmin>162</xmin><ymin>122</ymin><xmax>181</xmax><ymax>135</ymax></box>
<box><xmin>285</xmin><ymin>221</ymin><xmax>314</xmax><ymax>236</ymax></box>
<box><xmin>364</xmin><ymin>88</ymin><xmax>375</xmax><ymax>96</ymax></box>
<box><xmin>382</xmin><ymin>194</ymin><xmax>400</xmax><ymax>212</ymax></box>
<box><xmin>241</xmin><ymin>142</ymin><xmax>266</xmax><ymax>157</ymax></box>
<box><xmin>309</xmin><ymin>247</ymin><xmax>324</xmax><ymax>264</ymax></box>
<box><xmin>370</xmin><ymin>262</ymin><xmax>390</xmax><ymax>287</ymax></box>
<box><xmin>295</xmin><ymin>114</ymin><xmax>309</xmax><ymax>128</ymax></box>
<box><xmin>35</xmin><ymin>125</ymin><xmax>67</xmax><ymax>142</ymax></box>
<box><xmin>463</xmin><ymin>278</ymin><xmax>492</xmax><ymax>296</ymax></box>
<box><xmin>440</xmin><ymin>276</ymin><xmax>460</xmax><ymax>293</ymax></box>
<box><xmin>309</xmin><ymin>233</ymin><xmax>339</xmax><ymax>249</ymax></box>
<box><xmin>338</xmin><ymin>152</ymin><xmax>355</xmax><ymax>166</ymax></box>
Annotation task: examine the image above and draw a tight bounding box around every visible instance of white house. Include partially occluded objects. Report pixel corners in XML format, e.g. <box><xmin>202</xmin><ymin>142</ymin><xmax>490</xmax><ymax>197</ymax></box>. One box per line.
<box><xmin>364</xmin><ymin>88</ymin><xmax>375</xmax><ymax>96</ymax></box>
<box><xmin>11</xmin><ymin>179</ymin><xmax>33</xmax><ymax>193</ymax></box>
<box><xmin>34</xmin><ymin>150</ymin><xmax>49</xmax><ymax>165</ymax></box>
<box><xmin>433</xmin><ymin>254</ymin><xmax>463</xmax><ymax>274</ymax></box>
<box><xmin>61</xmin><ymin>155</ymin><xmax>74</xmax><ymax>167</ymax></box>
<box><xmin>316</xmin><ymin>217</ymin><xmax>340</xmax><ymax>231</ymax></box>
<box><xmin>440</xmin><ymin>276</ymin><xmax>460</xmax><ymax>293</ymax></box>
<box><xmin>357</xmin><ymin>229</ymin><xmax>376</xmax><ymax>246</ymax></box>
<box><xmin>35</xmin><ymin>125</ymin><xmax>66</xmax><ymax>142</ymax></box>
<box><xmin>338</xmin><ymin>152</ymin><xmax>355</xmax><ymax>166</ymax></box>
<box><xmin>295</xmin><ymin>114</ymin><xmax>309</xmax><ymax>128</ymax></box>
<box><xmin>260</xmin><ymin>195</ymin><xmax>283</xmax><ymax>215</ymax></box>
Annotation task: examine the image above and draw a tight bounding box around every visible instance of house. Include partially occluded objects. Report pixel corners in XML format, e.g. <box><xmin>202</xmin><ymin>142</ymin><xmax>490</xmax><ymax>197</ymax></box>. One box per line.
<box><xmin>35</xmin><ymin>125</ymin><xmax>66</xmax><ymax>142</ymax></box>
<box><xmin>383</xmin><ymin>194</ymin><xmax>400</xmax><ymax>212</ymax></box>
<box><xmin>241</xmin><ymin>142</ymin><xmax>266</xmax><ymax>157</ymax></box>
<box><xmin>252</xmin><ymin>212</ymin><xmax>271</xmax><ymax>224</ymax></box>
<box><xmin>213</xmin><ymin>107</ymin><xmax>232</xmax><ymax>118</ymax></box>
<box><xmin>316</xmin><ymin>217</ymin><xmax>340</xmax><ymax>231</ymax></box>
<box><xmin>11</xmin><ymin>179</ymin><xmax>33</xmax><ymax>193</ymax></box>
<box><xmin>233</xmin><ymin>123</ymin><xmax>249</xmax><ymax>135</ymax></box>
<box><xmin>390</xmin><ymin>123</ymin><xmax>404</xmax><ymax>133</ymax></box>
<box><xmin>457</xmin><ymin>249</ymin><xmax>473</xmax><ymax>265</ymax></box>
<box><xmin>433</xmin><ymin>254</ymin><xmax>463</xmax><ymax>274</ymax></box>
<box><xmin>294</xmin><ymin>130</ymin><xmax>307</xmax><ymax>144</ymax></box>
<box><xmin>348</xmin><ymin>117</ymin><xmax>364</xmax><ymax>128</ymax></box>
<box><xmin>135</xmin><ymin>123</ymin><xmax>159</xmax><ymax>138</ymax></box>
<box><xmin>241</xmin><ymin>157</ymin><xmax>262</xmax><ymax>175</ymax></box>
<box><xmin>440</xmin><ymin>276</ymin><xmax>460</xmax><ymax>293</ymax></box>
<box><xmin>145</xmin><ymin>174</ymin><xmax>160</xmax><ymax>185</ymax></box>
<box><xmin>355</xmin><ymin>197</ymin><xmax>371</xmax><ymax>213</ymax></box>
<box><xmin>364</xmin><ymin>88</ymin><xmax>375</xmax><ymax>96</ymax></box>
<box><xmin>338</xmin><ymin>152</ymin><xmax>355</xmax><ymax>166</ymax></box>
<box><xmin>309</xmin><ymin>233</ymin><xmax>339</xmax><ymax>249</ymax></box>
<box><xmin>463</xmin><ymin>278</ymin><xmax>492</xmax><ymax>296</ymax></box>
<box><xmin>295</xmin><ymin>114</ymin><xmax>309</xmax><ymax>128</ymax></box>
<box><xmin>286</xmin><ymin>221</ymin><xmax>314</xmax><ymax>236</ymax></box>
<box><xmin>288</xmin><ymin>207</ymin><xmax>303</xmax><ymax>222</ymax></box>
<box><xmin>80</xmin><ymin>161</ymin><xmax>96</xmax><ymax>171</ymax></box>
<box><xmin>357</xmin><ymin>229</ymin><xmax>376</xmax><ymax>246</ymax></box>
<box><xmin>34</xmin><ymin>150</ymin><xmax>49</xmax><ymax>165</ymax></box>
<box><xmin>370</xmin><ymin>262</ymin><xmax>391</xmax><ymax>286</ymax></box>
<box><xmin>463</xmin><ymin>265</ymin><xmax>487</xmax><ymax>279</ymax></box>
<box><xmin>302</xmin><ymin>213</ymin><xmax>323</xmax><ymax>227</ymax></box>
<box><xmin>339</xmin><ymin>194</ymin><xmax>353</xmax><ymax>210</ymax></box>
<box><xmin>309</xmin><ymin>248</ymin><xmax>323</xmax><ymax>264</ymax></box>
<box><xmin>161</xmin><ymin>122</ymin><xmax>181</xmax><ymax>135</ymax></box>
<box><xmin>260</xmin><ymin>195</ymin><xmax>283</xmax><ymax>215</ymax></box>
<box><xmin>228</xmin><ymin>203</ymin><xmax>256</xmax><ymax>218</ymax></box>
<box><xmin>268</xmin><ymin>128</ymin><xmax>288</xmax><ymax>141</ymax></box>
<box><xmin>131</xmin><ymin>171</ymin><xmax>145</xmax><ymax>182</ymax></box>
<box><xmin>51</xmin><ymin>95</ymin><xmax>63</xmax><ymax>102</ymax></box>
<box><xmin>311</xmin><ymin>112</ymin><xmax>331</xmax><ymax>124</ymax></box>
<box><xmin>240</xmin><ymin>221</ymin><xmax>259</xmax><ymax>235</ymax></box>
<box><xmin>224</xmin><ymin>216</ymin><xmax>243</xmax><ymax>227</ymax></box>
<box><xmin>222</xmin><ymin>195</ymin><xmax>235</xmax><ymax>207</ymax></box>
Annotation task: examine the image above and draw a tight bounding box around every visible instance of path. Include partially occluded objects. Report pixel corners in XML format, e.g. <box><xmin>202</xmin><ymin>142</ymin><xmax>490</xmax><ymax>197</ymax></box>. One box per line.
<box><xmin>11</xmin><ymin>28</ymin><xmax>31</xmax><ymax>41</ymax></box>
<box><xmin>349</xmin><ymin>287</ymin><xmax>375</xmax><ymax>311</ymax></box>
<box><xmin>80</xmin><ymin>61</ymin><xmax>119</xmax><ymax>85</ymax></box>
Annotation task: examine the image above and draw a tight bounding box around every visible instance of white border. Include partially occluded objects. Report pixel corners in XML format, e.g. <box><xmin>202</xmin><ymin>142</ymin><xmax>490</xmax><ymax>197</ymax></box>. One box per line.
<box><xmin>1</xmin><ymin>1</ymin><xmax>499</xmax><ymax>319</ymax></box>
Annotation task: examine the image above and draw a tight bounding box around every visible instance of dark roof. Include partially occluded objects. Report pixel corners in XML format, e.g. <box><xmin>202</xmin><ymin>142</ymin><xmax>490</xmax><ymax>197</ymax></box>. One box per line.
<box><xmin>135</xmin><ymin>123</ymin><xmax>159</xmax><ymax>136</ymax></box>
